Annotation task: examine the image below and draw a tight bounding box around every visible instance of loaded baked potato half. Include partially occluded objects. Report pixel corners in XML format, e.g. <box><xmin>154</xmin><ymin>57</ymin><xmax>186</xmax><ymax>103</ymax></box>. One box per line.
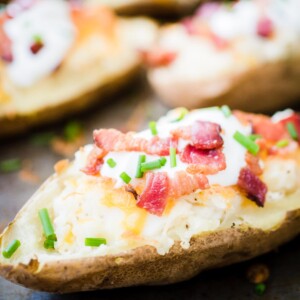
<box><xmin>145</xmin><ymin>0</ymin><xmax>300</xmax><ymax>112</ymax></box>
<box><xmin>0</xmin><ymin>0</ymin><xmax>157</xmax><ymax>137</ymax></box>
<box><xmin>1</xmin><ymin>106</ymin><xmax>300</xmax><ymax>293</ymax></box>
<box><xmin>85</xmin><ymin>0</ymin><xmax>201</xmax><ymax>16</ymax></box>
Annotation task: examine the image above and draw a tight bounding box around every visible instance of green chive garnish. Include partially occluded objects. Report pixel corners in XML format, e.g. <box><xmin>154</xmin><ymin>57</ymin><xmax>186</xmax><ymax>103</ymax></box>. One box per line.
<box><xmin>286</xmin><ymin>122</ymin><xmax>298</xmax><ymax>141</ymax></box>
<box><xmin>2</xmin><ymin>240</ymin><xmax>21</xmax><ymax>259</ymax></box>
<box><xmin>106</xmin><ymin>158</ymin><xmax>116</xmax><ymax>168</ymax></box>
<box><xmin>248</xmin><ymin>134</ymin><xmax>262</xmax><ymax>141</ymax></box>
<box><xmin>0</xmin><ymin>158</ymin><xmax>21</xmax><ymax>173</ymax></box>
<box><xmin>44</xmin><ymin>239</ymin><xmax>55</xmax><ymax>249</ymax></box>
<box><xmin>159</xmin><ymin>157</ymin><xmax>167</xmax><ymax>166</ymax></box>
<box><xmin>38</xmin><ymin>208</ymin><xmax>57</xmax><ymax>242</ymax></box>
<box><xmin>64</xmin><ymin>121</ymin><xmax>83</xmax><ymax>142</ymax></box>
<box><xmin>120</xmin><ymin>172</ymin><xmax>131</xmax><ymax>184</ymax></box>
<box><xmin>141</xmin><ymin>160</ymin><xmax>162</xmax><ymax>172</ymax></box>
<box><xmin>170</xmin><ymin>147</ymin><xmax>177</xmax><ymax>168</ymax></box>
<box><xmin>85</xmin><ymin>237</ymin><xmax>107</xmax><ymax>247</ymax></box>
<box><xmin>30</xmin><ymin>132</ymin><xmax>55</xmax><ymax>146</ymax></box>
<box><xmin>254</xmin><ymin>283</ymin><xmax>266</xmax><ymax>296</ymax></box>
<box><xmin>149</xmin><ymin>121</ymin><xmax>158</xmax><ymax>136</ymax></box>
<box><xmin>221</xmin><ymin>105</ymin><xmax>231</xmax><ymax>118</ymax></box>
<box><xmin>172</xmin><ymin>107</ymin><xmax>189</xmax><ymax>122</ymax></box>
<box><xmin>135</xmin><ymin>155</ymin><xmax>146</xmax><ymax>178</ymax></box>
<box><xmin>276</xmin><ymin>139</ymin><xmax>289</xmax><ymax>148</ymax></box>
<box><xmin>233</xmin><ymin>131</ymin><xmax>260</xmax><ymax>155</ymax></box>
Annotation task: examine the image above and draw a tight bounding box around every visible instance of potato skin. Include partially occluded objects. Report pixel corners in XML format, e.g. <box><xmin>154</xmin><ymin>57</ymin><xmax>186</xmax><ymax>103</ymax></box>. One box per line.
<box><xmin>0</xmin><ymin>209</ymin><xmax>299</xmax><ymax>293</ymax></box>
<box><xmin>149</xmin><ymin>54</ymin><xmax>300</xmax><ymax>113</ymax></box>
<box><xmin>0</xmin><ymin>64</ymin><xmax>141</xmax><ymax>138</ymax></box>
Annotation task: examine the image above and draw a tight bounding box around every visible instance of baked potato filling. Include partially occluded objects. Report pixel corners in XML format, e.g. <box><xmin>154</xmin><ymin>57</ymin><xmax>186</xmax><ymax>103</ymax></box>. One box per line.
<box><xmin>1</xmin><ymin>107</ymin><xmax>300</xmax><ymax>262</ymax></box>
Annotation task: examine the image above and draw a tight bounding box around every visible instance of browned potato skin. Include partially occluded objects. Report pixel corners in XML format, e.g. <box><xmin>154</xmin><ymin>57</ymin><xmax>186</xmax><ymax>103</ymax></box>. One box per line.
<box><xmin>150</xmin><ymin>56</ymin><xmax>300</xmax><ymax>113</ymax></box>
<box><xmin>0</xmin><ymin>209</ymin><xmax>299</xmax><ymax>293</ymax></box>
<box><xmin>0</xmin><ymin>65</ymin><xmax>140</xmax><ymax>138</ymax></box>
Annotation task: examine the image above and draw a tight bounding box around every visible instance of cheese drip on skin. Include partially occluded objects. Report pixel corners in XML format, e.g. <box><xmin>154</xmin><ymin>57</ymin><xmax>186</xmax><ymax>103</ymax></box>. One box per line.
<box><xmin>3</xmin><ymin>0</ymin><xmax>76</xmax><ymax>87</ymax></box>
<box><xmin>96</xmin><ymin>108</ymin><xmax>251</xmax><ymax>188</ymax></box>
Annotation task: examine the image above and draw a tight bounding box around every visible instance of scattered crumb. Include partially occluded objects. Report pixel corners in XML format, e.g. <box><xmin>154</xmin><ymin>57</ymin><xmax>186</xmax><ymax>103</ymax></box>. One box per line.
<box><xmin>247</xmin><ymin>263</ymin><xmax>270</xmax><ymax>284</ymax></box>
<box><xmin>54</xmin><ymin>159</ymin><xmax>70</xmax><ymax>174</ymax></box>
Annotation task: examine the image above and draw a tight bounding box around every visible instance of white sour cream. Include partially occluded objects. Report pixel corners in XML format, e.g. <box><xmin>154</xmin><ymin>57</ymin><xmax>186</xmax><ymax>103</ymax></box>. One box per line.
<box><xmin>4</xmin><ymin>0</ymin><xmax>76</xmax><ymax>87</ymax></box>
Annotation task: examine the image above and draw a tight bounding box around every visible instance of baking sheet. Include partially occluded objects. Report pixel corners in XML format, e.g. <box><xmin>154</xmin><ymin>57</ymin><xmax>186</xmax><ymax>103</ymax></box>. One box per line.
<box><xmin>0</xmin><ymin>84</ymin><xmax>300</xmax><ymax>300</ymax></box>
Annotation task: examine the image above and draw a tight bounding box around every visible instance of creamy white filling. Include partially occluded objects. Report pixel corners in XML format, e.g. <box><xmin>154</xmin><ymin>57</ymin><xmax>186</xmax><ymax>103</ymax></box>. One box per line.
<box><xmin>4</xmin><ymin>0</ymin><xmax>76</xmax><ymax>87</ymax></box>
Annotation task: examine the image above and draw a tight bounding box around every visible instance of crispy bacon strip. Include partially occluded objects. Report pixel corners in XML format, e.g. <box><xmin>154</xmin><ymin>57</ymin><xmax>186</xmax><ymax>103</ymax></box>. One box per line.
<box><xmin>171</xmin><ymin>121</ymin><xmax>223</xmax><ymax>149</ymax></box>
<box><xmin>136</xmin><ymin>172</ymin><xmax>169</xmax><ymax>216</ymax></box>
<box><xmin>180</xmin><ymin>145</ymin><xmax>226</xmax><ymax>175</ymax></box>
<box><xmin>93</xmin><ymin>129</ymin><xmax>176</xmax><ymax>156</ymax></box>
<box><xmin>238</xmin><ymin>167</ymin><xmax>267</xmax><ymax>207</ymax></box>
<box><xmin>81</xmin><ymin>146</ymin><xmax>104</xmax><ymax>176</ymax></box>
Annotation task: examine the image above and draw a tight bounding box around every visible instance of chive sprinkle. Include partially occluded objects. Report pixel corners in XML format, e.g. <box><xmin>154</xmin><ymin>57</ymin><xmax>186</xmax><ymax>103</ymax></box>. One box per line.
<box><xmin>2</xmin><ymin>240</ymin><xmax>21</xmax><ymax>259</ymax></box>
<box><xmin>135</xmin><ymin>154</ymin><xmax>146</xmax><ymax>178</ymax></box>
<box><xmin>85</xmin><ymin>237</ymin><xmax>107</xmax><ymax>247</ymax></box>
<box><xmin>0</xmin><ymin>158</ymin><xmax>21</xmax><ymax>173</ymax></box>
<box><xmin>172</xmin><ymin>107</ymin><xmax>189</xmax><ymax>122</ymax></box>
<box><xmin>254</xmin><ymin>283</ymin><xmax>266</xmax><ymax>296</ymax></box>
<box><xmin>149</xmin><ymin>121</ymin><xmax>158</xmax><ymax>136</ymax></box>
<box><xmin>159</xmin><ymin>157</ymin><xmax>167</xmax><ymax>166</ymax></box>
<box><xmin>233</xmin><ymin>131</ymin><xmax>260</xmax><ymax>155</ymax></box>
<box><xmin>221</xmin><ymin>105</ymin><xmax>231</xmax><ymax>118</ymax></box>
<box><xmin>64</xmin><ymin>121</ymin><xmax>83</xmax><ymax>142</ymax></box>
<box><xmin>120</xmin><ymin>172</ymin><xmax>131</xmax><ymax>184</ymax></box>
<box><xmin>106</xmin><ymin>158</ymin><xmax>116</xmax><ymax>168</ymax></box>
<box><xmin>170</xmin><ymin>147</ymin><xmax>177</xmax><ymax>168</ymax></box>
<box><xmin>276</xmin><ymin>139</ymin><xmax>289</xmax><ymax>148</ymax></box>
<box><xmin>248</xmin><ymin>134</ymin><xmax>262</xmax><ymax>141</ymax></box>
<box><xmin>44</xmin><ymin>239</ymin><xmax>55</xmax><ymax>250</ymax></box>
<box><xmin>141</xmin><ymin>160</ymin><xmax>162</xmax><ymax>172</ymax></box>
<box><xmin>286</xmin><ymin>122</ymin><xmax>298</xmax><ymax>141</ymax></box>
<box><xmin>38</xmin><ymin>208</ymin><xmax>57</xmax><ymax>242</ymax></box>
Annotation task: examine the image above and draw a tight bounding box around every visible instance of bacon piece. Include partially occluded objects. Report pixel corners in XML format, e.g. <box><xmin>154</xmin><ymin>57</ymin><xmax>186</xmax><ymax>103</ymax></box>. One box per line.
<box><xmin>171</xmin><ymin>121</ymin><xmax>223</xmax><ymax>150</ymax></box>
<box><xmin>93</xmin><ymin>129</ymin><xmax>176</xmax><ymax>156</ymax></box>
<box><xmin>140</xmin><ymin>48</ymin><xmax>177</xmax><ymax>68</ymax></box>
<box><xmin>169</xmin><ymin>171</ymin><xmax>209</xmax><ymax>198</ymax></box>
<box><xmin>81</xmin><ymin>146</ymin><xmax>104</xmax><ymax>176</ymax></box>
<box><xmin>0</xmin><ymin>14</ymin><xmax>13</xmax><ymax>63</ymax></box>
<box><xmin>257</xmin><ymin>17</ymin><xmax>274</xmax><ymax>38</ymax></box>
<box><xmin>238</xmin><ymin>167</ymin><xmax>267</xmax><ymax>207</ymax></box>
<box><xmin>245</xmin><ymin>152</ymin><xmax>262</xmax><ymax>176</ymax></box>
<box><xmin>180</xmin><ymin>145</ymin><xmax>226</xmax><ymax>175</ymax></box>
<box><xmin>136</xmin><ymin>172</ymin><xmax>169</xmax><ymax>216</ymax></box>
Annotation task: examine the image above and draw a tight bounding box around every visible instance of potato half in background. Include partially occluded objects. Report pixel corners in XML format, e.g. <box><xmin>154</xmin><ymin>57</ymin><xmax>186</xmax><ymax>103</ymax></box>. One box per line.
<box><xmin>85</xmin><ymin>0</ymin><xmax>202</xmax><ymax>16</ymax></box>
<box><xmin>145</xmin><ymin>0</ymin><xmax>300</xmax><ymax>112</ymax></box>
<box><xmin>0</xmin><ymin>107</ymin><xmax>300</xmax><ymax>292</ymax></box>
<box><xmin>0</xmin><ymin>0</ymin><xmax>157</xmax><ymax>138</ymax></box>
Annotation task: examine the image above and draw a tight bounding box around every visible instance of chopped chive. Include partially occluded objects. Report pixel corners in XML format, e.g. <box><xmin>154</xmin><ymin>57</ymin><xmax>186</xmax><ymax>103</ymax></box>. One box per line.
<box><xmin>276</xmin><ymin>139</ymin><xmax>289</xmax><ymax>148</ymax></box>
<box><xmin>254</xmin><ymin>283</ymin><xmax>266</xmax><ymax>296</ymax></box>
<box><xmin>221</xmin><ymin>105</ymin><xmax>231</xmax><ymax>118</ymax></box>
<box><xmin>172</xmin><ymin>107</ymin><xmax>189</xmax><ymax>122</ymax></box>
<box><xmin>148</xmin><ymin>121</ymin><xmax>158</xmax><ymax>136</ymax></box>
<box><xmin>44</xmin><ymin>239</ymin><xmax>55</xmax><ymax>249</ymax></box>
<box><xmin>85</xmin><ymin>237</ymin><xmax>107</xmax><ymax>247</ymax></box>
<box><xmin>233</xmin><ymin>131</ymin><xmax>260</xmax><ymax>155</ymax></box>
<box><xmin>248</xmin><ymin>134</ymin><xmax>262</xmax><ymax>141</ymax></box>
<box><xmin>0</xmin><ymin>158</ymin><xmax>21</xmax><ymax>173</ymax></box>
<box><xmin>286</xmin><ymin>122</ymin><xmax>298</xmax><ymax>141</ymax></box>
<box><xmin>2</xmin><ymin>240</ymin><xmax>21</xmax><ymax>259</ymax></box>
<box><xmin>135</xmin><ymin>154</ymin><xmax>146</xmax><ymax>178</ymax></box>
<box><xmin>120</xmin><ymin>172</ymin><xmax>131</xmax><ymax>184</ymax></box>
<box><xmin>38</xmin><ymin>208</ymin><xmax>57</xmax><ymax>241</ymax></box>
<box><xmin>64</xmin><ymin>121</ymin><xmax>83</xmax><ymax>142</ymax></box>
<box><xmin>141</xmin><ymin>160</ymin><xmax>162</xmax><ymax>172</ymax></box>
<box><xmin>170</xmin><ymin>147</ymin><xmax>177</xmax><ymax>168</ymax></box>
<box><xmin>106</xmin><ymin>158</ymin><xmax>116</xmax><ymax>168</ymax></box>
<box><xmin>30</xmin><ymin>132</ymin><xmax>55</xmax><ymax>146</ymax></box>
<box><xmin>159</xmin><ymin>157</ymin><xmax>167</xmax><ymax>166</ymax></box>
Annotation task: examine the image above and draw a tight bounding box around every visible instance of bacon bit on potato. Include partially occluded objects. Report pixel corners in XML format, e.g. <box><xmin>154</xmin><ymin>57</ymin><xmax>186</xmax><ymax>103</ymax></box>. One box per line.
<box><xmin>54</xmin><ymin>159</ymin><xmax>70</xmax><ymax>174</ymax></box>
<box><xmin>245</xmin><ymin>152</ymin><xmax>262</xmax><ymax>176</ymax></box>
<box><xmin>140</xmin><ymin>48</ymin><xmax>177</xmax><ymax>68</ymax></box>
<box><xmin>247</xmin><ymin>263</ymin><xmax>270</xmax><ymax>284</ymax></box>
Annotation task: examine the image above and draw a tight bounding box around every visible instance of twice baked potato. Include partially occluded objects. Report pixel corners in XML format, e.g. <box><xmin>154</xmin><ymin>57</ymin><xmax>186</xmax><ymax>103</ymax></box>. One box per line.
<box><xmin>1</xmin><ymin>106</ymin><xmax>300</xmax><ymax>293</ymax></box>
<box><xmin>145</xmin><ymin>0</ymin><xmax>300</xmax><ymax>112</ymax></box>
<box><xmin>85</xmin><ymin>0</ymin><xmax>201</xmax><ymax>16</ymax></box>
<box><xmin>0</xmin><ymin>0</ymin><xmax>157</xmax><ymax>138</ymax></box>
